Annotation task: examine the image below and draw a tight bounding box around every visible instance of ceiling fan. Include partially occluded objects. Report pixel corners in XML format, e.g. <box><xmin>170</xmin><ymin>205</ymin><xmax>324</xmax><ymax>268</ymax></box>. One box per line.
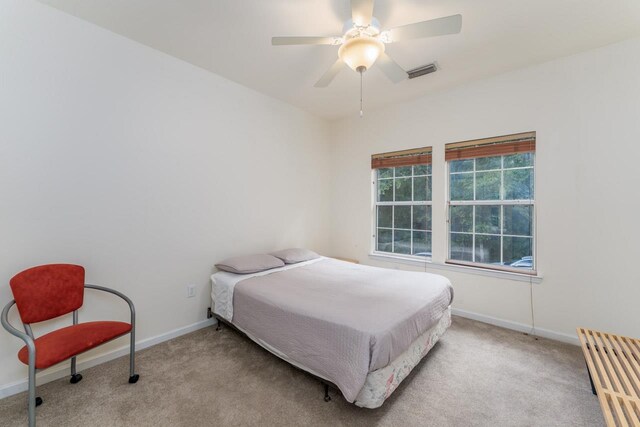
<box><xmin>271</xmin><ymin>0</ymin><xmax>462</xmax><ymax>89</ymax></box>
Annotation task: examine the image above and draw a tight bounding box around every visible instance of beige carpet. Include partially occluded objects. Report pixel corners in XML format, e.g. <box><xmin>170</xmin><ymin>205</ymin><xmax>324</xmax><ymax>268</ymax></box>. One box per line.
<box><xmin>0</xmin><ymin>316</ymin><xmax>603</xmax><ymax>426</ymax></box>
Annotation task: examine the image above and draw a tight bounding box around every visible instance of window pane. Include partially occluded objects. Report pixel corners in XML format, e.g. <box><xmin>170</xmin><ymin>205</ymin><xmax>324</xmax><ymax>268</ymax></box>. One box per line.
<box><xmin>414</xmin><ymin>164</ymin><xmax>431</xmax><ymax>176</ymax></box>
<box><xmin>503</xmin><ymin>205</ymin><xmax>532</xmax><ymax>236</ymax></box>
<box><xmin>377</xmin><ymin>228</ymin><xmax>392</xmax><ymax>252</ymax></box>
<box><xmin>394</xmin><ymin>178</ymin><xmax>412</xmax><ymax>201</ymax></box>
<box><xmin>393</xmin><ymin>230</ymin><xmax>411</xmax><ymax>254</ymax></box>
<box><xmin>378</xmin><ymin>179</ymin><xmax>393</xmax><ymax>202</ymax></box>
<box><xmin>394</xmin><ymin>205</ymin><xmax>411</xmax><ymax>229</ymax></box>
<box><xmin>503</xmin><ymin>236</ymin><xmax>533</xmax><ymax>268</ymax></box>
<box><xmin>476</xmin><ymin>156</ymin><xmax>501</xmax><ymax>171</ymax></box>
<box><xmin>475</xmin><ymin>205</ymin><xmax>501</xmax><ymax>235</ymax></box>
<box><xmin>504</xmin><ymin>169</ymin><xmax>533</xmax><ymax>200</ymax></box>
<box><xmin>413</xmin><ymin>176</ymin><xmax>427</xmax><ymax>201</ymax></box>
<box><xmin>475</xmin><ymin>171</ymin><xmax>501</xmax><ymax>200</ymax></box>
<box><xmin>395</xmin><ymin>166</ymin><xmax>412</xmax><ymax>177</ymax></box>
<box><xmin>377</xmin><ymin>168</ymin><xmax>393</xmax><ymax>179</ymax></box>
<box><xmin>475</xmin><ymin>235</ymin><xmax>501</xmax><ymax>264</ymax></box>
<box><xmin>504</xmin><ymin>153</ymin><xmax>533</xmax><ymax>168</ymax></box>
<box><xmin>412</xmin><ymin>231</ymin><xmax>432</xmax><ymax>256</ymax></box>
<box><xmin>413</xmin><ymin>205</ymin><xmax>432</xmax><ymax>231</ymax></box>
<box><xmin>450</xmin><ymin>205</ymin><xmax>473</xmax><ymax>233</ymax></box>
<box><xmin>450</xmin><ymin>233</ymin><xmax>473</xmax><ymax>261</ymax></box>
<box><xmin>450</xmin><ymin>173</ymin><xmax>473</xmax><ymax>200</ymax></box>
<box><xmin>377</xmin><ymin>206</ymin><xmax>392</xmax><ymax>228</ymax></box>
<box><xmin>413</xmin><ymin>176</ymin><xmax>431</xmax><ymax>201</ymax></box>
<box><xmin>450</xmin><ymin>159</ymin><xmax>474</xmax><ymax>173</ymax></box>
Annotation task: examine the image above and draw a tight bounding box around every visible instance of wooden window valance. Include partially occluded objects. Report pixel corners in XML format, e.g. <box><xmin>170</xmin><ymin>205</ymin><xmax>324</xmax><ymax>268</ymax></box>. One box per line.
<box><xmin>445</xmin><ymin>132</ymin><xmax>536</xmax><ymax>162</ymax></box>
<box><xmin>371</xmin><ymin>146</ymin><xmax>432</xmax><ymax>169</ymax></box>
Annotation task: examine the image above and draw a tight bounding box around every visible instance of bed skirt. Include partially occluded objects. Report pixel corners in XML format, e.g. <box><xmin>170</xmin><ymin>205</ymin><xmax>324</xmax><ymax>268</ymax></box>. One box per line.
<box><xmin>354</xmin><ymin>306</ymin><xmax>452</xmax><ymax>408</ymax></box>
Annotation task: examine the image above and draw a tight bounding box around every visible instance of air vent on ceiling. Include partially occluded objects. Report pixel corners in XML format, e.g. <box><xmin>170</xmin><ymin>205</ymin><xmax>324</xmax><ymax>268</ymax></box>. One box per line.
<box><xmin>407</xmin><ymin>63</ymin><xmax>438</xmax><ymax>79</ymax></box>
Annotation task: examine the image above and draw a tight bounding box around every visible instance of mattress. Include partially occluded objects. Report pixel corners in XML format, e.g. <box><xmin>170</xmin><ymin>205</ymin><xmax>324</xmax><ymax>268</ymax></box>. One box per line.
<box><xmin>210</xmin><ymin>257</ymin><xmax>453</xmax><ymax>405</ymax></box>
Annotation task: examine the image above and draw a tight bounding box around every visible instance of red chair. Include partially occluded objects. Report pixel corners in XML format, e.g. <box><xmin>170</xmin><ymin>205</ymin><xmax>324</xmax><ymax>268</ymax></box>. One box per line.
<box><xmin>1</xmin><ymin>264</ymin><xmax>139</xmax><ymax>427</ymax></box>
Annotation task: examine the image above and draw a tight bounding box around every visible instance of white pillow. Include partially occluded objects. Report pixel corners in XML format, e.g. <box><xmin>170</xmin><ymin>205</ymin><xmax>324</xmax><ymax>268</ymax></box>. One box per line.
<box><xmin>270</xmin><ymin>248</ymin><xmax>320</xmax><ymax>264</ymax></box>
<box><xmin>215</xmin><ymin>254</ymin><xmax>284</xmax><ymax>274</ymax></box>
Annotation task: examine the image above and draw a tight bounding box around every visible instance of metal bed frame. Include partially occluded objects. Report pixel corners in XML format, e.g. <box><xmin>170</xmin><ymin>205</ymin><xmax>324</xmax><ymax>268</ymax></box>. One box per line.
<box><xmin>212</xmin><ymin>313</ymin><xmax>338</xmax><ymax>403</ymax></box>
<box><xmin>1</xmin><ymin>284</ymin><xmax>139</xmax><ymax>427</ymax></box>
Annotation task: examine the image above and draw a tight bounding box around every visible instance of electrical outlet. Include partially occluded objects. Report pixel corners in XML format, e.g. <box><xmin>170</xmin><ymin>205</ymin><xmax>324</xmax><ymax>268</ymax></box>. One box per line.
<box><xmin>186</xmin><ymin>284</ymin><xmax>196</xmax><ymax>298</ymax></box>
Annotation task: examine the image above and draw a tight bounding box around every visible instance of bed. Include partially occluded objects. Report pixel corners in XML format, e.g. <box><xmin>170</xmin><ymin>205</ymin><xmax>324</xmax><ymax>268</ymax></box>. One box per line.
<box><xmin>210</xmin><ymin>256</ymin><xmax>453</xmax><ymax>408</ymax></box>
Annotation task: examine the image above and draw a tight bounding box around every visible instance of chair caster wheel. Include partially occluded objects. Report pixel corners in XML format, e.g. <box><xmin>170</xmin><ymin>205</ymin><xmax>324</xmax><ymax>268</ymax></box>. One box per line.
<box><xmin>128</xmin><ymin>374</ymin><xmax>139</xmax><ymax>384</ymax></box>
<box><xmin>35</xmin><ymin>397</ymin><xmax>43</xmax><ymax>407</ymax></box>
<box><xmin>70</xmin><ymin>373</ymin><xmax>83</xmax><ymax>384</ymax></box>
<box><xmin>324</xmin><ymin>395</ymin><xmax>331</xmax><ymax>402</ymax></box>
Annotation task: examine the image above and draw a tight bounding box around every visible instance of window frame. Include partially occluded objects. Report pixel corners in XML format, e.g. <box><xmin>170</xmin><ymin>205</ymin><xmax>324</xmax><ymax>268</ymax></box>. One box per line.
<box><xmin>371</xmin><ymin>165</ymin><xmax>433</xmax><ymax>260</ymax></box>
<box><xmin>445</xmin><ymin>154</ymin><xmax>537</xmax><ymax>275</ymax></box>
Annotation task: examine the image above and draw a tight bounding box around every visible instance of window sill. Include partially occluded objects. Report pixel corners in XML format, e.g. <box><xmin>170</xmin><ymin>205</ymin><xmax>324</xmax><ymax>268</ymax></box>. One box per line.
<box><xmin>368</xmin><ymin>252</ymin><xmax>543</xmax><ymax>284</ymax></box>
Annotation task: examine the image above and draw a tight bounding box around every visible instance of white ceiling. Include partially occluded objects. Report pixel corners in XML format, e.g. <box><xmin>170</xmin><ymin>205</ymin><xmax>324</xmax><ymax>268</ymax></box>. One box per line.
<box><xmin>37</xmin><ymin>0</ymin><xmax>640</xmax><ymax>120</ymax></box>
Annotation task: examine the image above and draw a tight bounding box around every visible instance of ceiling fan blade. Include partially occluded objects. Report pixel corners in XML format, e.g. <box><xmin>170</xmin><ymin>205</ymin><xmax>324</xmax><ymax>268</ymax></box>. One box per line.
<box><xmin>272</xmin><ymin>36</ymin><xmax>341</xmax><ymax>46</ymax></box>
<box><xmin>387</xmin><ymin>14</ymin><xmax>462</xmax><ymax>42</ymax></box>
<box><xmin>351</xmin><ymin>0</ymin><xmax>374</xmax><ymax>27</ymax></box>
<box><xmin>376</xmin><ymin>52</ymin><xmax>407</xmax><ymax>83</ymax></box>
<box><xmin>314</xmin><ymin>59</ymin><xmax>345</xmax><ymax>88</ymax></box>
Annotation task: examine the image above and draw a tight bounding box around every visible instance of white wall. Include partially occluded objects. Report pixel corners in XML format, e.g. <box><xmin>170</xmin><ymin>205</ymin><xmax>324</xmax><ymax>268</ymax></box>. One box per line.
<box><xmin>0</xmin><ymin>0</ymin><xmax>331</xmax><ymax>391</ymax></box>
<box><xmin>329</xmin><ymin>36</ymin><xmax>640</xmax><ymax>341</ymax></box>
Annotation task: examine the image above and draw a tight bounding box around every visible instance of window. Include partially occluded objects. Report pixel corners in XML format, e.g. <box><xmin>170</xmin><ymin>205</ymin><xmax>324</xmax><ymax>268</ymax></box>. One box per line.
<box><xmin>446</xmin><ymin>133</ymin><xmax>536</xmax><ymax>273</ymax></box>
<box><xmin>372</xmin><ymin>148</ymin><xmax>432</xmax><ymax>257</ymax></box>
<box><xmin>370</xmin><ymin>133</ymin><xmax>536</xmax><ymax>277</ymax></box>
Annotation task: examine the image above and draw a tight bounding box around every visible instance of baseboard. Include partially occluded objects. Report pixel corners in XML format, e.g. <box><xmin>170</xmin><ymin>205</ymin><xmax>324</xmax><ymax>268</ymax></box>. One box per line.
<box><xmin>451</xmin><ymin>308</ymin><xmax>579</xmax><ymax>346</ymax></box>
<box><xmin>0</xmin><ymin>318</ymin><xmax>216</xmax><ymax>399</ymax></box>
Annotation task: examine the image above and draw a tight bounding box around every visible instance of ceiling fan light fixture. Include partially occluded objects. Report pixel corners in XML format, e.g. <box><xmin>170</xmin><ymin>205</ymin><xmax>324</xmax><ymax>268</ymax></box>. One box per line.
<box><xmin>338</xmin><ymin>36</ymin><xmax>385</xmax><ymax>72</ymax></box>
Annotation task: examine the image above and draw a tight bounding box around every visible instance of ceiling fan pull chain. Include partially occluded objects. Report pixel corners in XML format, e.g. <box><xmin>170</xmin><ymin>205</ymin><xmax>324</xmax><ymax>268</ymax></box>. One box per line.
<box><xmin>360</xmin><ymin>69</ymin><xmax>364</xmax><ymax>118</ymax></box>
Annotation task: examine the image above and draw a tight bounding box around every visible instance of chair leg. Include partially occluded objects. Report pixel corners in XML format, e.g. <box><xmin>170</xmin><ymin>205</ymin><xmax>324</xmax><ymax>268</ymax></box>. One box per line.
<box><xmin>70</xmin><ymin>356</ymin><xmax>82</xmax><ymax>384</ymax></box>
<box><xmin>128</xmin><ymin>330</ymin><xmax>139</xmax><ymax>384</ymax></box>
<box><xmin>28</xmin><ymin>353</ymin><xmax>37</xmax><ymax>427</ymax></box>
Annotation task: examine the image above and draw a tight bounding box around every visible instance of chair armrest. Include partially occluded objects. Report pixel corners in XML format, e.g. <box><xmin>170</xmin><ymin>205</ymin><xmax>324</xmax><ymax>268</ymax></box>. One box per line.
<box><xmin>1</xmin><ymin>300</ymin><xmax>36</xmax><ymax>353</ymax></box>
<box><xmin>84</xmin><ymin>284</ymin><xmax>136</xmax><ymax>325</ymax></box>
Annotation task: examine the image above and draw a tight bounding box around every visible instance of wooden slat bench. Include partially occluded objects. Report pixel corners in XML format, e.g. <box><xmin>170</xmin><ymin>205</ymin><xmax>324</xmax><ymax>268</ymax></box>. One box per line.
<box><xmin>577</xmin><ymin>328</ymin><xmax>640</xmax><ymax>426</ymax></box>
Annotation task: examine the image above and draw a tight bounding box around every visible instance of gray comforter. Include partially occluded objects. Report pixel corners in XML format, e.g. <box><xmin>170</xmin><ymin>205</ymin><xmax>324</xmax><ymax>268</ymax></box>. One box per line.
<box><xmin>232</xmin><ymin>258</ymin><xmax>454</xmax><ymax>402</ymax></box>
